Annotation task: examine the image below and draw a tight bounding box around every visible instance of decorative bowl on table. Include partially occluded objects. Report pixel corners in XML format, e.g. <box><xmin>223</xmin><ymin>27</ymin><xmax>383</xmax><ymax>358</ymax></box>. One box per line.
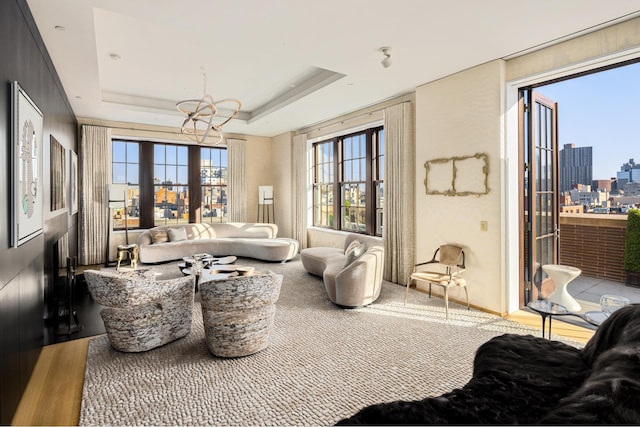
<box><xmin>600</xmin><ymin>294</ymin><xmax>631</xmax><ymax>315</ymax></box>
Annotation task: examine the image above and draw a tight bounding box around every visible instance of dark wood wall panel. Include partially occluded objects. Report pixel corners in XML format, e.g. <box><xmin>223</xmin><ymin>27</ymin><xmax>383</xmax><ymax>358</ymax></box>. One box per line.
<box><xmin>0</xmin><ymin>0</ymin><xmax>78</xmax><ymax>423</ymax></box>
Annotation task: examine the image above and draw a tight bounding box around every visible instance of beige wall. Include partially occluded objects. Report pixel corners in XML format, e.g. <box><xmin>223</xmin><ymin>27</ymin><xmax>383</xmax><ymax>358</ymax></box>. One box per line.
<box><xmin>415</xmin><ymin>60</ymin><xmax>506</xmax><ymax>315</ymax></box>
<box><xmin>243</xmin><ymin>135</ymin><xmax>273</xmax><ymax>224</ymax></box>
<box><xmin>272</xmin><ymin>132</ymin><xmax>294</xmax><ymax>238</ymax></box>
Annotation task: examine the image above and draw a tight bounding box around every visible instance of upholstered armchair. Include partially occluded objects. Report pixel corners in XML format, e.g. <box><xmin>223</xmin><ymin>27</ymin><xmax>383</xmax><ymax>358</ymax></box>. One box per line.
<box><xmin>300</xmin><ymin>233</ymin><xmax>384</xmax><ymax>307</ymax></box>
<box><xmin>200</xmin><ymin>271</ymin><xmax>283</xmax><ymax>358</ymax></box>
<box><xmin>84</xmin><ymin>269</ymin><xmax>196</xmax><ymax>352</ymax></box>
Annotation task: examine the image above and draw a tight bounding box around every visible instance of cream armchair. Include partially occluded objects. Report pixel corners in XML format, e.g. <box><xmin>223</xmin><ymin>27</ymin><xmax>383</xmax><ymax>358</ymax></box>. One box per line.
<box><xmin>84</xmin><ymin>269</ymin><xmax>196</xmax><ymax>352</ymax></box>
<box><xmin>300</xmin><ymin>233</ymin><xmax>384</xmax><ymax>307</ymax></box>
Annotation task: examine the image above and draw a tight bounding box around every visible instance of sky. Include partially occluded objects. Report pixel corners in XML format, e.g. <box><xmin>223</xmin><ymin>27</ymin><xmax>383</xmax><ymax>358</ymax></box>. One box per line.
<box><xmin>537</xmin><ymin>61</ymin><xmax>640</xmax><ymax>180</ymax></box>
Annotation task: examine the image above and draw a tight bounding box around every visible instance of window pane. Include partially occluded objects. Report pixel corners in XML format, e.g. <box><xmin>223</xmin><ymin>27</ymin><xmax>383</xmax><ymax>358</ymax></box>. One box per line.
<box><xmin>154</xmin><ymin>164</ymin><xmax>165</xmax><ymax>183</ymax></box>
<box><xmin>127</xmin><ymin>143</ymin><xmax>139</xmax><ymax>162</ymax></box>
<box><xmin>177</xmin><ymin>146</ymin><xmax>188</xmax><ymax>165</ymax></box>
<box><xmin>113</xmin><ymin>164</ymin><xmax>127</xmax><ymax>183</ymax></box>
<box><xmin>166</xmin><ymin>145</ymin><xmax>177</xmax><ymax>163</ymax></box>
<box><xmin>177</xmin><ymin>165</ymin><xmax>188</xmax><ymax>183</ymax></box>
<box><xmin>201</xmin><ymin>146</ymin><xmax>228</xmax><ymax>223</ymax></box>
<box><xmin>127</xmin><ymin>164</ymin><xmax>139</xmax><ymax>185</ymax></box>
<box><xmin>113</xmin><ymin>141</ymin><xmax>126</xmax><ymax>162</ymax></box>
<box><xmin>154</xmin><ymin>145</ymin><xmax>165</xmax><ymax>164</ymax></box>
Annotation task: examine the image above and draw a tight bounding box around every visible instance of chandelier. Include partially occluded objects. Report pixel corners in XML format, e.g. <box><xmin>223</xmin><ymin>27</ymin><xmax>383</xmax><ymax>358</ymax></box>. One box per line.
<box><xmin>176</xmin><ymin>74</ymin><xmax>241</xmax><ymax>145</ymax></box>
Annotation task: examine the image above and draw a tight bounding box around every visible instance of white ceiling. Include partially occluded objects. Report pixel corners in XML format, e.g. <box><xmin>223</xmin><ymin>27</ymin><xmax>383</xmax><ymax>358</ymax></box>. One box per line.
<box><xmin>26</xmin><ymin>0</ymin><xmax>640</xmax><ymax>138</ymax></box>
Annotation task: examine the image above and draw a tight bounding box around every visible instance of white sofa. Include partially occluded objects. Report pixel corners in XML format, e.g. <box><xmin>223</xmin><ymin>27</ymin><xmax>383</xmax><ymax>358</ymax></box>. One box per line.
<box><xmin>137</xmin><ymin>223</ymin><xmax>299</xmax><ymax>264</ymax></box>
<box><xmin>300</xmin><ymin>233</ymin><xmax>384</xmax><ymax>307</ymax></box>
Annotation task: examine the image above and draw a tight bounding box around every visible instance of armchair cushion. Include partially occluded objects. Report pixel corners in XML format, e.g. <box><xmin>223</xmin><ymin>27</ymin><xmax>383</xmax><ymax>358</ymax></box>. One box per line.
<box><xmin>344</xmin><ymin>242</ymin><xmax>367</xmax><ymax>267</ymax></box>
<box><xmin>168</xmin><ymin>227</ymin><xmax>188</xmax><ymax>242</ymax></box>
<box><xmin>150</xmin><ymin>227</ymin><xmax>169</xmax><ymax>244</ymax></box>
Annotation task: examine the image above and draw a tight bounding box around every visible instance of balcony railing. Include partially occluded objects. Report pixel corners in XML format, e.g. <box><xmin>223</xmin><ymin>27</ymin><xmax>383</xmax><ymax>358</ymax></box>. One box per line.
<box><xmin>559</xmin><ymin>213</ymin><xmax>627</xmax><ymax>283</ymax></box>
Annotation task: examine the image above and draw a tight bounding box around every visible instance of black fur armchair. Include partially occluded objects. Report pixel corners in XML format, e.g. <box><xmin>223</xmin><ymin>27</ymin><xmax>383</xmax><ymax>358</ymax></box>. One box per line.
<box><xmin>337</xmin><ymin>304</ymin><xmax>640</xmax><ymax>425</ymax></box>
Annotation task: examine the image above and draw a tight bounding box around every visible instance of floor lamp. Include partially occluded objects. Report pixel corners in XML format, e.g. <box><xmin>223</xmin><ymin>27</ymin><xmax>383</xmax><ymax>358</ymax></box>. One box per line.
<box><xmin>106</xmin><ymin>184</ymin><xmax>128</xmax><ymax>267</ymax></box>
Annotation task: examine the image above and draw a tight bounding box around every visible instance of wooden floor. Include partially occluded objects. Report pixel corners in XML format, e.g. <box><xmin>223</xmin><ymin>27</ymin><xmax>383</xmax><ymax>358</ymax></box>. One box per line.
<box><xmin>11</xmin><ymin>310</ymin><xmax>595</xmax><ymax>426</ymax></box>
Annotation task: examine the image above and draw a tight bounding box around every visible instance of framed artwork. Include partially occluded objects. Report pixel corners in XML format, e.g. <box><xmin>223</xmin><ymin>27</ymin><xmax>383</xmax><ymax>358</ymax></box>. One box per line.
<box><xmin>424</xmin><ymin>152</ymin><xmax>490</xmax><ymax>196</ymax></box>
<box><xmin>70</xmin><ymin>151</ymin><xmax>78</xmax><ymax>214</ymax></box>
<box><xmin>50</xmin><ymin>135</ymin><xmax>66</xmax><ymax>211</ymax></box>
<box><xmin>12</xmin><ymin>81</ymin><xmax>44</xmax><ymax>247</ymax></box>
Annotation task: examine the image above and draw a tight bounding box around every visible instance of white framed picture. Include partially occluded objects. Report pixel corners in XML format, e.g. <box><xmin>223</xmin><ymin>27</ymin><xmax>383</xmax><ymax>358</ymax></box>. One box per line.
<box><xmin>12</xmin><ymin>81</ymin><xmax>44</xmax><ymax>247</ymax></box>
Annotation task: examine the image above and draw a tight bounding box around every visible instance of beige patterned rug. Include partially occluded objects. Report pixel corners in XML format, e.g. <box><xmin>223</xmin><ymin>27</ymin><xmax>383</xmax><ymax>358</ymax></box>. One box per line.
<box><xmin>81</xmin><ymin>256</ymin><xmax>580</xmax><ymax>426</ymax></box>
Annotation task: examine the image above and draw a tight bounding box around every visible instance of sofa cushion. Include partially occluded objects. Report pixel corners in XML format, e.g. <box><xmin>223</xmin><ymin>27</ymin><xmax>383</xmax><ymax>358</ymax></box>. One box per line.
<box><xmin>344</xmin><ymin>242</ymin><xmax>367</xmax><ymax>267</ymax></box>
<box><xmin>150</xmin><ymin>228</ymin><xmax>169</xmax><ymax>244</ymax></box>
<box><xmin>168</xmin><ymin>227</ymin><xmax>188</xmax><ymax>242</ymax></box>
<box><xmin>344</xmin><ymin>239</ymin><xmax>361</xmax><ymax>255</ymax></box>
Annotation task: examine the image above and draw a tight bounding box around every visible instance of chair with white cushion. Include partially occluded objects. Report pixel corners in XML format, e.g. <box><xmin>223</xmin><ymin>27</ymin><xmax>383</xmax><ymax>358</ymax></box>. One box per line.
<box><xmin>405</xmin><ymin>244</ymin><xmax>469</xmax><ymax>319</ymax></box>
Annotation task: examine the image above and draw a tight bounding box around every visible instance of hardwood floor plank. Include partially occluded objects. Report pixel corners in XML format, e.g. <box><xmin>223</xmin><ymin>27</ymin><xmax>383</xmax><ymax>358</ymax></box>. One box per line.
<box><xmin>12</xmin><ymin>338</ymin><xmax>90</xmax><ymax>426</ymax></box>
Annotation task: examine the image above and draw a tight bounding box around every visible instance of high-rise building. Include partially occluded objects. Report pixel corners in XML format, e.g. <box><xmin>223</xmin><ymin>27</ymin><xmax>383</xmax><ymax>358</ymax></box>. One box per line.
<box><xmin>616</xmin><ymin>158</ymin><xmax>640</xmax><ymax>186</ymax></box>
<box><xmin>559</xmin><ymin>143</ymin><xmax>592</xmax><ymax>193</ymax></box>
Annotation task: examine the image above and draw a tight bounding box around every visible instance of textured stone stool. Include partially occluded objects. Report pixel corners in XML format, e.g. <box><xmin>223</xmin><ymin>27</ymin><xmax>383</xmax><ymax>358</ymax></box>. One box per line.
<box><xmin>200</xmin><ymin>272</ymin><xmax>283</xmax><ymax>357</ymax></box>
<box><xmin>116</xmin><ymin>243</ymin><xmax>139</xmax><ymax>270</ymax></box>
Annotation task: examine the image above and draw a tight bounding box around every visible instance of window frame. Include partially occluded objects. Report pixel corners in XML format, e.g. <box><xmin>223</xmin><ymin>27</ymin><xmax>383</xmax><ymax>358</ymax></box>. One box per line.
<box><xmin>111</xmin><ymin>139</ymin><xmax>228</xmax><ymax>230</ymax></box>
<box><xmin>312</xmin><ymin>126</ymin><xmax>384</xmax><ymax>236</ymax></box>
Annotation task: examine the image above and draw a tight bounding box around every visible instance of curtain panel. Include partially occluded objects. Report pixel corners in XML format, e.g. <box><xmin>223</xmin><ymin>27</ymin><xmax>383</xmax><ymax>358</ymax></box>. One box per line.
<box><xmin>293</xmin><ymin>134</ymin><xmax>308</xmax><ymax>249</ymax></box>
<box><xmin>383</xmin><ymin>102</ymin><xmax>416</xmax><ymax>284</ymax></box>
<box><xmin>227</xmin><ymin>138</ymin><xmax>246</xmax><ymax>222</ymax></box>
<box><xmin>78</xmin><ymin>125</ymin><xmax>112</xmax><ymax>265</ymax></box>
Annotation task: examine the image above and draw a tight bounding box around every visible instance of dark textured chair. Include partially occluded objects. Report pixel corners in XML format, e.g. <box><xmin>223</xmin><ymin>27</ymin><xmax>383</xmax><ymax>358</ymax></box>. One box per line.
<box><xmin>337</xmin><ymin>304</ymin><xmax>640</xmax><ymax>425</ymax></box>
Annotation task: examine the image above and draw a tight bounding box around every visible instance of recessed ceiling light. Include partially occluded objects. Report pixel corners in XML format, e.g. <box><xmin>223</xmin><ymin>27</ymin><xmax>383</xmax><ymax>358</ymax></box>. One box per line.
<box><xmin>109</xmin><ymin>53</ymin><xmax>122</xmax><ymax>61</ymax></box>
<box><xmin>54</xmin><ymin>25</ymin><xmax>66</xmax><ymax>31</ymax></box>
<box><xmin>75</xmin><ymin>95</ymin><xmax>82</xmax><ymax>99</ymax></box>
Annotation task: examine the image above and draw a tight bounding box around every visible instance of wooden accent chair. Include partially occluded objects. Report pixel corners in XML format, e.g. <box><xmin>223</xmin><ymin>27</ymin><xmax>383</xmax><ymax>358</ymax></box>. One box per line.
<box><xmin>405</xmin><ymin>244</ymin><xmax>469</xmax><ymax>319</ymax></box>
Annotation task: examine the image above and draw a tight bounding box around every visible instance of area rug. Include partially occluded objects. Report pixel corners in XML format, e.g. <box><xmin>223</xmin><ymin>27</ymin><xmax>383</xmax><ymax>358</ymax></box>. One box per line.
<box><xmin>81</xmin><ymin>257</ymin><xmax>579</xmax><ymax>426</ymax></box>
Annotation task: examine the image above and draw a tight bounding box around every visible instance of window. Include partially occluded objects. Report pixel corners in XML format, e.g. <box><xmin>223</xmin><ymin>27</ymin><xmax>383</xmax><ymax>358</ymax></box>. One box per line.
<box><xmin>312</xmin><ymin>126</ymin><xmax>384</xmax><ymax>236</ymax></box>
<box><xmin>154</xmin><ymin>144</ymin><xmax>189</xmax><ymax>226</ymax></box>
<box><xmin>112</xmin><ymin>141</ymin><xmax>140</xmax><ymax>230</ymax></box>
<box><xmin>201</xmin><ymin>147</ymin><xmax>228</xmax><ymax>222</ymax></box>
<box><xmin>112</xmin><ymin>140</ymin><xmax>230</xmax><ymax>230</ymax></box>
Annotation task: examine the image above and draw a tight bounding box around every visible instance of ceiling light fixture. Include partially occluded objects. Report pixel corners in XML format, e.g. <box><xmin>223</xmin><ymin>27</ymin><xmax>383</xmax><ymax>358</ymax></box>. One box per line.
<box><xmin>176</xmin><ymin>72</ymin><xmax>241</xmax><ymax>145</ymax></box>
<box><xmin>109</xmin><ymin>53</ymin><xmax>121</xmax><ymax>61</ymax></box>
<box><xmin>380</xmin><ymin>47</ymin><xmax>392</xmax><ymax>68</ymax></box>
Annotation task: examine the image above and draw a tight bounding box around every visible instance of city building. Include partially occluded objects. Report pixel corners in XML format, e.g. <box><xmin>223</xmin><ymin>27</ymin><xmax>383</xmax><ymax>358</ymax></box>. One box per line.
<box><xmin>559</xmin><ymin>143</ymin><xmax>593</xmax><ymax>193</ymax></box>
<box><xmin>616</xmin><ymin>158</ymin><xmax>640</xmax><ymax>186</ymax></box>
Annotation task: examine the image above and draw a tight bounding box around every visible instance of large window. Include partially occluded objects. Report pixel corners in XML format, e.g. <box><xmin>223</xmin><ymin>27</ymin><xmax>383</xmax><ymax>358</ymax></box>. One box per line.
<box><xmin>312</xmin><ymin>126</ymin><xmax>384</xmax><ymax>236</ymax></box>
<box><xmin>112</xmin><ymin>141</ymin><xmax>140</xmax><ymax>230</ymax></box>
<box><xmin>154</xmin><ymin>144</ymin><xmax>189</xmax><ymax>226</ymax></box>
<box><xmin>201</xmin><ymin>147</ymin><xmax>228</xmax><ymax>223</ymax></box>
<box><xmin>111</xmin><ymin>140</ymin><xmax>228</xmax><ymax>229</ymax></box>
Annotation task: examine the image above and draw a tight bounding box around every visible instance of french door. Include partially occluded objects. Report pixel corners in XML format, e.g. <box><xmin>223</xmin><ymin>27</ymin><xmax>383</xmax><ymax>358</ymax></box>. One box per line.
<box><xmin>520</xmin><ymin>89</ymin><xmax>559</xmax><ymax>306</ymax></box>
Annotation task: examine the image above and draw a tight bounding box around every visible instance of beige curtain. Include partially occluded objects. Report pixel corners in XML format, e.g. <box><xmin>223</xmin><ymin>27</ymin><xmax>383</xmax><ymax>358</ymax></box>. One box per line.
<box><xmin>78</xmin><ymin>125</ymin><xmax>112</xmax><ymax>265</ymax></box>
<box><xmin>227</xmin><ymin>138</ymin><xmax>246</xmax><ymax>222</ymax></box>
<box><xmin>292</xmin><ymin>134</ymin><xmax>308</xmax><ymax>249</ymax></box>
<box><xmin>383</xmin><ymin>102</ymin><xmax>415</xmax><ymax>284</ymax></box>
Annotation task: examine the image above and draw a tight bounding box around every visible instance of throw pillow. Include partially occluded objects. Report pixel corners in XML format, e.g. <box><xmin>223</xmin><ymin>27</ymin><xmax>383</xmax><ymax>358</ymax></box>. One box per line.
<box><xmin>344</xmin><ymin>239</ymin><xmax>361</xmax><ymax>255</ymax></box>
<box><xmin>344</xmin><ymin>242</ymin><xmax>367</xmax><ymax>267</ymax></box>
<box><xmin>149</xmin><ymin>228</ymin><xmax>169</xmax><ymax>244</ymax></box>
<box><xmin>168</xmin><ymin>227</ymin><xmax>188</xmax><ymax>242</ymax></box>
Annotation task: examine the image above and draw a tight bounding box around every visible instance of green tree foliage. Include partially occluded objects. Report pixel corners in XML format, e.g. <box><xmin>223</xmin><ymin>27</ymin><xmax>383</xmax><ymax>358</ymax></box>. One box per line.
<box><xmin>624</xmin><ymin>208</ymin><xmax>640</xmax><ymax>272</ymax></box>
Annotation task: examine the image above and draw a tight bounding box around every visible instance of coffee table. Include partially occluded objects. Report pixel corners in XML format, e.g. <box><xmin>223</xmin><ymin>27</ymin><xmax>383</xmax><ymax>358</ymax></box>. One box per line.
<box><xmin>180</xmin><ymin>264</ymin><xmax>256</xmax><ymax>286</ymax></box>
<box><xmin>527</xmin><ymin>299</ymin><xmax>604</xmax><ymax>338</ymax></box>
